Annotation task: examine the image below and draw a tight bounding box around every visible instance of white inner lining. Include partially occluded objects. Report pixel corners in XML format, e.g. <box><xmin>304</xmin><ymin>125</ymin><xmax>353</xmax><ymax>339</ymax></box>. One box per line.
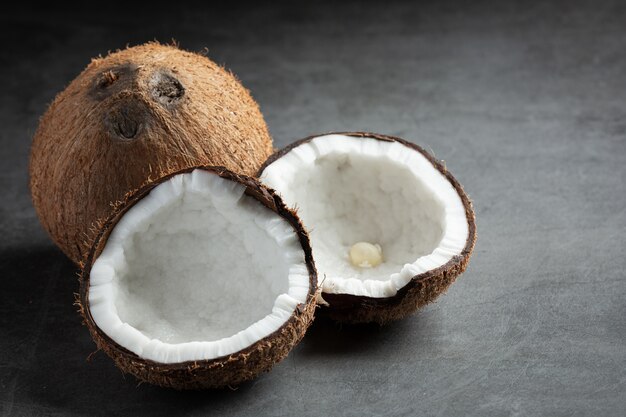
<box><xmin>88</xmin><ymin>170</ymin><xmax>310</xmax><ymax>364</ymax></box>
<box><xmin>260</xmin><ymin>134</ymin><xmax>469</xmax><ymax>298</ymax></box>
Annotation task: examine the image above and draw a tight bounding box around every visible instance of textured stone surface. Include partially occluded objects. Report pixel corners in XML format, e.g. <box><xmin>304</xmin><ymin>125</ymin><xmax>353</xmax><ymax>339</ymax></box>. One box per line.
<box><xmin>1</xmin><ymin>2</ymin><xmax>625</xmax><ymax>416</ymax></box>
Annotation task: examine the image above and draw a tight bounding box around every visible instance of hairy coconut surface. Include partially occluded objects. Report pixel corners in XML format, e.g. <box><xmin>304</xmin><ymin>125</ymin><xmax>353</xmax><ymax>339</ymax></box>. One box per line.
<box><xmin>30</xmin><ymin>42</ymin><xmax>273</xmax><ymax>264</ymax></box>
<box><xmin>79</xmin><ymin>167</ymin><xmax>317</xmax><ymax>389</ymax></box>
<box><xmin>259</xmin><ymin>132</ymin><xmax>476</xmax><ymax>324</ymax></box>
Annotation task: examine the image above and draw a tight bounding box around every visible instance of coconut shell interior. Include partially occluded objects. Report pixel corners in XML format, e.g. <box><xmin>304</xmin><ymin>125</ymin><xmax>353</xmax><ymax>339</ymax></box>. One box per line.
<box><xmin>78</xmin><ymin>166</ymin><xmax>317</xmax><ymax>389</ymax></box>
<box><xmin>259</xmin><ymin>132</ymin><xmax>476</xmax><ymax>324</ymax></box>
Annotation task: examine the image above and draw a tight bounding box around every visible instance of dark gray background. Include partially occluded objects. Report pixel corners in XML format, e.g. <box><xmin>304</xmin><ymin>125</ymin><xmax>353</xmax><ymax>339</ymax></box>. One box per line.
<box><xmin>1</xmin><ymin>1</ymin><xmax>625</xmax><ymax>416</ymax></box>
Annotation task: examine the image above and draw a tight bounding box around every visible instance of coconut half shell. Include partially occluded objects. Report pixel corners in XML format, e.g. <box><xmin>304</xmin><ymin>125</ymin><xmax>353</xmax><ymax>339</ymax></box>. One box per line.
<box><xmin>30</xmin><ymin>42</ymin><xmax>273</xmax><ymax>264</ymax></box>
<box><xmin>78</xmin><ymin>166</ymin><xmax>317</xmax><ymax>389</ymax></box>
<box><xmin>259</xmin><ymin>132</ymin><xmax>476</xmax><ymax>324</ymax></box>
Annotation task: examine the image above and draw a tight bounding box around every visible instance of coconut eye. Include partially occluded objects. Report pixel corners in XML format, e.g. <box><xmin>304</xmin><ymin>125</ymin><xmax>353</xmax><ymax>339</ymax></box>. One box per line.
<box><xmin>150</xmin><ymin>71</ymin><xmax>184</xmax><ymax>106</ymax></box>
<box><xmin>96</xmin><ymin>70</ymin><xmax>119</xmax><ymax>89</ymax></box>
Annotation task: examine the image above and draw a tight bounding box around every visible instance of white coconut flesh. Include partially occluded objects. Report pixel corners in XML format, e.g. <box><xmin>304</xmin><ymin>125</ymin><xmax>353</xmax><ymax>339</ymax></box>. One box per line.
<box><xmin>88</xmin><ymin>170</ymin><xmax>310</xmax><ymax>364</ymax></box>
<box><xmin>260</xmin><ymin>134</ymin><xmax>469</xmax><ymax>298</ymax></box>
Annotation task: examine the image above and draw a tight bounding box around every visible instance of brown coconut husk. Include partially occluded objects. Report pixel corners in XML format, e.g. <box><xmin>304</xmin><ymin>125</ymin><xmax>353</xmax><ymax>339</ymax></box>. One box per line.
<box><xmin>30</xmin><ymin>42</ymin><xmax>273</xmax><ymax>264</ymax></box>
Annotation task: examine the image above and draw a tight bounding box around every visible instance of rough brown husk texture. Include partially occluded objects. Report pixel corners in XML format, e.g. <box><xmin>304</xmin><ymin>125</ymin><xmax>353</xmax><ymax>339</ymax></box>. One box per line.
<box><xmin>78</xmin><ymin>166</ymin><xmax>317</xmax><ymax>389</ymax></box>
<box><xmin>259</xmin><ymin>132</ymin><xmax>477</xmax><ymax>325</ymax></box>
<box><xmin>30</xmin><ymin>42</ymin><xmax>273</xmax><ymax>264</ymax></box>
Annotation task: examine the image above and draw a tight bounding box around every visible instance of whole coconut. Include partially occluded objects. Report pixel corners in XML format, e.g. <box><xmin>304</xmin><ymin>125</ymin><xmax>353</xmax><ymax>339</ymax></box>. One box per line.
<box><xmin>29</xmin><ymin>42</ymin><xmax>273</xmax><ymax>264</ymax></box>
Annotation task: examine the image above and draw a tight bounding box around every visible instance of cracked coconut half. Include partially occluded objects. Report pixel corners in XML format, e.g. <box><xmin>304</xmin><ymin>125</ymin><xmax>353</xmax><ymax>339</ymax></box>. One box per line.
<box><xmin>259</xmin><ymin>132</ymin><xmax>476</xmax><ymax>324</ymax></box>
<box><xmin>79</xmin><ymin>167</ymin><xmax>317</xmax><ymax>389</ymax></box>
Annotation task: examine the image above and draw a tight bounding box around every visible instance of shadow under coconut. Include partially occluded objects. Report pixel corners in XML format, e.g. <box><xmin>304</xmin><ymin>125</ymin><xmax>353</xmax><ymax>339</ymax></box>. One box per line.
<box><xmin>0</xmin><ymin>245</ymin><xmax>261</xmax><ymax>416</ymax></box>
<box><xmin>0</xmin><ymin>244</ymin><xmax>428</xmax><ymax>415</ymax></box>
<box><xmin>296</xmin><ymin>313</ymin><xmax>418</xmax><ymax>358</ymax></box>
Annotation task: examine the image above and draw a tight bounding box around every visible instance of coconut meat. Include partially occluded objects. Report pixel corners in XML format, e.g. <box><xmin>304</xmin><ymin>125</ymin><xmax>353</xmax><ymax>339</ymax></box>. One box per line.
<box><xmin>88</xmin><ymin>170</ymin><xmax>310</xmax><ymax>364</ymax></box>
<box><xmin>260</xmin><ymin>134</ymin><xmax>469</xmax><ymax>298</ymax></box>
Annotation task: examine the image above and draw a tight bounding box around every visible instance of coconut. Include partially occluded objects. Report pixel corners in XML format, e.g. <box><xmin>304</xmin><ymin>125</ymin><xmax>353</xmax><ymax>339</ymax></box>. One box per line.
<box><xmin>259</xmin><ymin>132</ymin><xmax>476</xmax><ymax>324</ymax></box>
<box><xmin>29</xmin><ymin>42</ymin><xmax>273</xmax><ymax>264</ymax></box>
<box><xmin>78</xmin><ymin>166</ymin><xmax>317</xmax><ymax>389</ymax></box>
